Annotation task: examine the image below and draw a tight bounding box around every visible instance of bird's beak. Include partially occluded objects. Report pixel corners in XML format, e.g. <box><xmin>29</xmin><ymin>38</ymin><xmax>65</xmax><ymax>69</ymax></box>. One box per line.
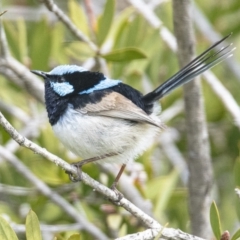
<box><xmin>31</xmin><ymin>70</ymin><xmax>48</xmax><ymax>78</ymax></box>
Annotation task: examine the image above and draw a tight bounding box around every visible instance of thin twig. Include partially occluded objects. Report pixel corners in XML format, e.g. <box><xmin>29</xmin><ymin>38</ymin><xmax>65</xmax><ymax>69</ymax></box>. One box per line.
<box><xmin>203</xmin><ymin>71</ymin><xmax>240</xmax><ymax>129</ymax></box>
<box><xmin>127</xmin><ymin>0</ymin><xmax>177</xmax><ymax>51</ymax></box>
<box><xmin>1</xmin><ymin>57</ymin><xmax>44</xmax><ymax>103</ymax></box>
<box><xmin>0</xmin><ymin>109</ymin><xmax>210</xmax><ymax>239</ymax></box>
<box><xmin>84</xmin><ymin>0</ymin><xmax>97</xmax><ymax>34</ymax></box>
<box><xmin>42</xmin><ymin>0</ymin><xmax>98</xmax><ymax>52</ymax></box>
<box><xmin>116</xmin><ymin>227</ymin><xmax>206</xmax><ymax>240</ymax></box>
<box><xmin>0</xmin><ymin>145</ymin><xmax>108</xmax><ymax>240</ymax></box>
<box><xmin>0</xmin><ymin>100</ymin><xmax>30</xmax><ymax>124</ymax></box>
<box><xmin>159</xmin><ymin>129</ymin><xmax>189</xmax><ymax>185</ymax></box>
<box><xmin>11</xmin><ymin>222</ymin><xmax>85</xmax><ymax>234</ymax></box>
<box><xmin>0</xmin><ymin>20</ymin><xmax>10</xmax><ymax>58</ymax></box>
<box><xmin>0</xmin><ymin>111</ymin><xmax>161</xmax><ymax>229</ymax></box>
<box><xmin>192</xmin><ymin>3</ymin><xmax>240</xmax><ymax>81</ymax></box>
<box><xmin>0</xmin><ymin>10</ymin><xmax>7</xmax><ymax>17</ymax></box>
<box><xmin>127</xmin><ymin>0</ymin><xmax>239</xmax><ymax>130</ymax></box>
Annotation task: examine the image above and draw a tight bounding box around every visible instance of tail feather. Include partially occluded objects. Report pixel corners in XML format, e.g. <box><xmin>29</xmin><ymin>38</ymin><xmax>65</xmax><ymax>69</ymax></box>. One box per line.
<box><xmin>142</xmin><ymin>34</ymin><xmax>234</xmax><ymax>104</ymax></box>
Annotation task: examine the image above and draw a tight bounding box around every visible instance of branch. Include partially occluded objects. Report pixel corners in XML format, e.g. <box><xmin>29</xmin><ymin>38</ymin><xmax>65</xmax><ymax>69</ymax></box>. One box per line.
<box><xmin>0</xmin><ymin>109</ymin><xmax>207</xmax><ymax>239</ymax></box>
<box><xmin>42</xmin><ymin>0</ymin><xmax>98</xmax><ymax>52</ymax></box>
<box><xmin>0</xmin><ymin>145</ymin><xmax>108</xmax><ymax>240</ymax></box>
<box><xmin>116</xmin><ymin>227</ymin><xmax>206</xmax><ymax>240</ymax></box>
<box><xmin>192</xmin><ymin>3</ymin><xmax>240</xmax><ymax>81</ymax></box>
<box><xmin>1</xmin><ymin>57</ymin><xmax>44</xmax><ymax>103</ymax></box>
<box><xmin>172</xmin><ymin>0</ymin><xmax>212</xmax><ymax>237</ymax></box>
<box><xmin>11</xmin><ymin>222</ymin><xmax>84</xmax><ymax>234</ymax></box>
<box><xmin>0</xmin><ymin>111</ymin><xmax>161</xmax><ymax>229</ymax></box>
<box><xmin>127</xmin><ymin>0</ymin><xmax>177</xmax><ymax>51</ymax></box>
<box><xmin>203</xmin><ymin>71</ymin><xmax>240</xmax><ymax>129</ymax></box>
<box><xmin>3</xmin><ymin>112</ymin><xmax>47</xmax><ymax>154</ymax></box>
<box><xmin>127</xmin><ymin>0</ymin><xmax>239</xmax><ymax>131</ymax></box>
<box><xmin>0</xmin><ymin>100</ymin><xmax>30</xmax><ymax>124</ymax></box>
<box><xmin>159</xmin><ymin>129</ymin><xmax>189</xmax><ymax>185</ymax></box>
<box><xmin>0</xmin><ymin>18</ymin><xmax>10</xmax><ymax>58</ymax></box>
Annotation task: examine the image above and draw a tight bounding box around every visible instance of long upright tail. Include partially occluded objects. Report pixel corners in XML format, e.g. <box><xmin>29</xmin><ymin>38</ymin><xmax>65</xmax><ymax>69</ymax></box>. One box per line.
<box><xmin>142</xmin><ymin>34</ymin><xmax>234</xmax><ymax>105</ymax></box>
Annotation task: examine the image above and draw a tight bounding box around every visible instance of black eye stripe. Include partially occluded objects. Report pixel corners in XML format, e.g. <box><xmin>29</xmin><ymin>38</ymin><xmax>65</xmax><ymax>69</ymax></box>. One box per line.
<box><xmin>59</xmin><ymin>77</ymin><xmax>65</xmax><ymax>83</ymax></box>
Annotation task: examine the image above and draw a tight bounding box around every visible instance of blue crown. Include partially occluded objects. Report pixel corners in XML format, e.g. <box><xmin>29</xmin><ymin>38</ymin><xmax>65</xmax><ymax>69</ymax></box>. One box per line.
<box><xmin>49</xmin><ymin>65</ymin><xmax>87</xmax><ymax>75</ymax></box>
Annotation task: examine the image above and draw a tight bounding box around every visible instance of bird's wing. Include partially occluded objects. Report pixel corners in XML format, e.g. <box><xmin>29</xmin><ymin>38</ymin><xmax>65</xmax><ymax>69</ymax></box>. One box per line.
<box><xmin>77</xmin><ymin>92</ymin><xmax>161</xmax><ymax>128</ymax></box>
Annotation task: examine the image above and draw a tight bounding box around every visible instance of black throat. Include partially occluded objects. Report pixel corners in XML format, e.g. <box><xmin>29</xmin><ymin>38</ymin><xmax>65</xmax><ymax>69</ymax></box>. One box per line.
<box><xmin>45</xmin><ymin>80</ymin><xmax>69</xmax><ymax>125</ymax></box>
<box><xmin>45</xmin><ymin>80</ymin><xmax>154</xmax><ymax>126</ymax></box>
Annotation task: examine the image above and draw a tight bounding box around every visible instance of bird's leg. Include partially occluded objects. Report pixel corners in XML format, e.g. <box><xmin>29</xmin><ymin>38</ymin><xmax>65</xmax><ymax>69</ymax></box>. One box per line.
<box><xmin>66</xmin><ymin>152</ymin><xmax>117</xmax><ymax>182</ymax></box>
<box><xmin>110</xmin><ymin>164</ymin><xmax>126</xmax><ymax>201</ymax></box>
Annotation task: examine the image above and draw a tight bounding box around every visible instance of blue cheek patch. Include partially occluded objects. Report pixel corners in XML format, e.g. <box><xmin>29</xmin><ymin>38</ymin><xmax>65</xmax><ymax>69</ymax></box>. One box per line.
<box><xmin>50</xmin><ymin>82</ymin><xmax>74</xmax><ymax>96</ymax></box>
<box><xmin>79</xmin><ymin>78</ymin><xmax>121</xmax><ymax>95</ymax></box>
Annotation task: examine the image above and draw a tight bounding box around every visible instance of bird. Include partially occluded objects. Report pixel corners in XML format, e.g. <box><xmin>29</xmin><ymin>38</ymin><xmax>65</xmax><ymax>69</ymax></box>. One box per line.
<box><xmin>31</xmin><ymin>34</ymin><xmax>233</xmax><ymax>197</ymax></box>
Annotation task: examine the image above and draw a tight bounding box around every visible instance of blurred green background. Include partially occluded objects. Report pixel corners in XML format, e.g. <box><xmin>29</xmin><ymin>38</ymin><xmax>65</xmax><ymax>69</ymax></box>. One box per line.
<box><xmin>0</xmin><ymin>0</ymin><xmax>240</xmax><ymax>239</ymax></box>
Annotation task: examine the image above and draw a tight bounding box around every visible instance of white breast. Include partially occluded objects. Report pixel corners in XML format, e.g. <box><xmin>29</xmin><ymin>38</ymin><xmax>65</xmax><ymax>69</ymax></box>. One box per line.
<box><xmin>52</xmin><ymin>105</ymin><xmax>162</xmax><ymax>164</ymax></box>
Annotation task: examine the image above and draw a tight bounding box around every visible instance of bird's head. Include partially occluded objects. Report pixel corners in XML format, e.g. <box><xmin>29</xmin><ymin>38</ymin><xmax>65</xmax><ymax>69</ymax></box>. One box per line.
<box><xmin>31</xmin><ymin>65</ymin><xmax>121</xmax><ymax>97</ymax></box>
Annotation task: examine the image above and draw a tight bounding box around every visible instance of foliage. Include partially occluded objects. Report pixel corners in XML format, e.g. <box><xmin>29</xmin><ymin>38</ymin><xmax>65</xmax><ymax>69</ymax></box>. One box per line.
<box><xmin>0</xmin><ymin>210</ymin><xmax>80</xmax><ymax>240</ymax></box>
<box><xmin>0</xmin><ymin>0</ymin><xmax>240</xmax><ymax>239</ymax></box>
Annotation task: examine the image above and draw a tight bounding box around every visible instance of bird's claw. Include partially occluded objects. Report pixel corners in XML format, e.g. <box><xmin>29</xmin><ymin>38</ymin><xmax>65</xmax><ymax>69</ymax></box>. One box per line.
<box><xmin>109</xmin><ymin>183</ymin><xmax>124</xmax><ymax>204</ymax></box>
<box><xmin>66</xmin><ymin>162</ymin><xmax>83</xmax><ymax>182</ymax></box>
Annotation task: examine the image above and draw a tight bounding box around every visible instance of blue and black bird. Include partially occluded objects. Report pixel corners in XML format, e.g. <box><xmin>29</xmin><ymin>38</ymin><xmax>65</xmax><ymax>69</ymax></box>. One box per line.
<box><xmin>31</xmin><ymin>35</ymin><xmax>233</xmax><ymax>194</ymax></box>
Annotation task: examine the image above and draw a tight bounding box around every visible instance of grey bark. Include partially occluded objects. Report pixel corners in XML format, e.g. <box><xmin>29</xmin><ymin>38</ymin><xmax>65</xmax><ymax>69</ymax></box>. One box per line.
<box><xmin>172</xmin><ymin>0</ymin><xmax>213</xmax><ymax>238</ymax></box>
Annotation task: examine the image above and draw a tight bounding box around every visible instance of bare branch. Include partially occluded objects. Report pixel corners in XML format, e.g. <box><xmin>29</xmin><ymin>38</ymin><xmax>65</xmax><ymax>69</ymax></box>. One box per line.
<box><xmin>127</xmin><ymin>0</ymin><xmax>177</xmax><ymax>51</ymax></box>
<box><xmin>11</xmin><ymin>222</ymin><xmax>84</xmax><ymax>234</ymax></box>
<box><xmin>0</xmin><ymin>100</ymin><xmax>30</xmax><ymax>124</ymax></box>
<box><xmin>101</xmin><ymin>164</ymin><xmax>153</xmax><ymax>216</ymax></box>
<box><xmin>127</xmin><ymin>0</ymin><xmax>239</xmax><ymax>132</ymax></box>
<box><xmin>0</xmin><ymin>105</ymin><xmax>210</xmax><ymax>239</ymax></box>
<box><xmin>0</xmin><ymin>183</ymin><xmax>35</xmax><ymax>196</ymax></box>
<box><xmin>172</xmin><ymin>0</ymin><xmax>212</xmax><ymax>237</ymax></box>
<box><xmin>42</xmin><ymin>0</ymin><xmax>98</xmax><ymax>52</ymax></box>
<box><xmin>0</xmin><ymin>111</ymin><xmax>161</xmax><ymax>229</ymax></box>
<box><xmin>159</xmin><ymin>129</ymin><xmax>189</xmax><ymax>185</ymax></box>
<box><xmin>192</xmin><ymin>3</ymin><xmax>240</xmax><ymax>81</ymax></box>
<box><xmin>0</xmin><ymin>10</ymin><xmax>7</xmax><ymax>17</ymax></box>
<box><xmin>84</xmin><ymin>0</ymin><xmax>97</xmax><ymax>34</ymax></box>
<box><xmin>0</xmin><ymin>145</ymin><xmax>108</xmax><ymax>240</ymax></box>
<box><xmin>1</xmin><ymin>57</ymin><xmax>44</xmax><ymax>103</ymax></box>
<box><xmin>3</xmin><ymin>113</ymin><xmax>47</xmax><ymax>153</ymax></box>
<box><xmin>0</xmin><ymin>20</ymin><xmax>10</xmax><ymax>58</ymax></box>
<box><xmin>203</xmin><ymin>71</ymin><xmax>240</xmax><ymax>129</ymax></box>
<box><xmin>116</xmin><ymin>227</ymin><xmax>206</xmax><ymax>240</ymax></box>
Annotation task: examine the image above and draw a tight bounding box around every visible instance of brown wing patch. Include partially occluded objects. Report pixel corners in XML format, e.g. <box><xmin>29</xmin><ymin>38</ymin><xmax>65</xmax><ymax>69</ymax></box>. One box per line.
<box><xmin>78</xmin><ymin>92</ymin><xmax>161</xmax><ymax>128</ymax></box>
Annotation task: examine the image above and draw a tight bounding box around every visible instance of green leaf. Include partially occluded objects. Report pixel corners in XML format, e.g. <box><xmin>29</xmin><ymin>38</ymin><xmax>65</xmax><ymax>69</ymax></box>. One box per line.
<box><xmin>17</xmin><ymin>17</ymin><xmax>27</xmax><ymax>63</ymax></box>
<box><xmin>145</xmin><ymin>170</ymin><xmax>179</xmax><ymax>219</ymax></box>
<box><xmin>4</xmin><ymin>21</ymin><xmax>21</xmax><ymax>61</ymax></box>
<box><xmin>50</xmin><ymin>23</ymin><xmax>69</xmax><ymax>64</ymax></box>
<box><xmin>96</xmin><ymin>0</ymin><xmax>115</xmax><ymax>46</ymax></box>
<box><xmin>29</xmin><ymin>18</ymin><xmax>51</xmax><ymax>70</ymax></box>
<box><xmin>234</xmin><ymin>157</ymin><xmax>240</xmax><ymax>186</ymax></box>
<box><xmin>0</xmin><ymin>216</ymin><xmax>18</xmax><ymax>240</ymax></box>
<box><xmin>210</xmin><ymin>201</ymin><xmax>222</xmax><ymax>240</ymax></box>
<box><xmin>68</xmin><ymin>233</ymin><xmax>81</xmax><ymax>240</ymax></box>
<box><xmin>26</xmin><ymin>210</ymin><xmax>42</xmax><ymax>240</ymax></box>
<box><xmin>101</xmin><ymin>47</ymin><xmax>147</xmax><ymax>62</ymax></box>
<box><xmin>68</xmin><ymin>0</ymin><xmax>89</xmax><ymax>36</ymax></box>
<box><xmin>232</xmin><ymin>228</ymin><xmax>240</xmax><ymax>240</ymax></box>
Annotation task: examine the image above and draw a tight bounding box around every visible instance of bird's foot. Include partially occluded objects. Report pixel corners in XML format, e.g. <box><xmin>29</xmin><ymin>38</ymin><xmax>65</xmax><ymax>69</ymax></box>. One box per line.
<box><xmin>66</xmin><ymin>162</ymin><xmax>84</xmax><ymax>182</ymax></box>
<box><xmin>109</xmin><ymin>182</ymin><xmax>124</xmax><ymax>204</ymax></box>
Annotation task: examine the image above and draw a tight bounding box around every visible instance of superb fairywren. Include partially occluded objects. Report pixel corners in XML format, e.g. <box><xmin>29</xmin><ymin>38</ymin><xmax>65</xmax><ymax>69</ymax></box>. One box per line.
<box><xmin>31</xmin><ymin>35</ymin><xmax>233</xmax><ymax>195</ymax></box>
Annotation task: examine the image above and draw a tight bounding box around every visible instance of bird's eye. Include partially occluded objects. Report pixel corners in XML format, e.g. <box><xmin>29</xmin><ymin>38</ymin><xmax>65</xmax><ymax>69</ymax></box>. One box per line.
<box><xmin>58</xmin><ymin>77</ymin><xmax>65</xmax><ymax>83</ymax></box>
